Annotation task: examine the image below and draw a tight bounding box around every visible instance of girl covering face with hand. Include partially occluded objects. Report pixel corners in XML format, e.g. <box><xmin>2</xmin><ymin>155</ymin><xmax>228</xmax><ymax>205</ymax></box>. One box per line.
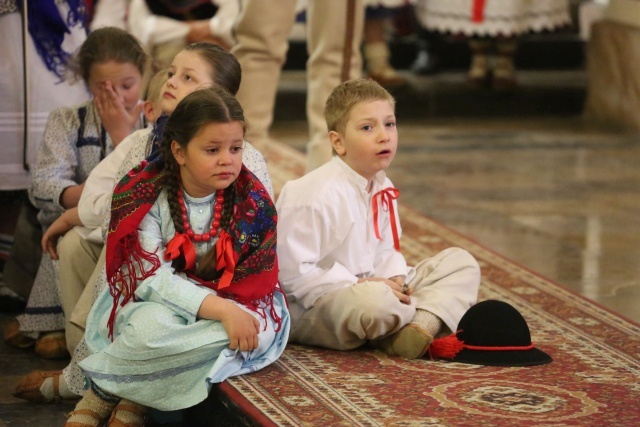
<box><xmin>63</xmin><ymin>88</ymin><xmax>289</xmax><ymax>427</ymax></box>
<box><xmin>7</xmin><ymin>27</ymin><xmax>148</xmax><ymax>361</ymax></box>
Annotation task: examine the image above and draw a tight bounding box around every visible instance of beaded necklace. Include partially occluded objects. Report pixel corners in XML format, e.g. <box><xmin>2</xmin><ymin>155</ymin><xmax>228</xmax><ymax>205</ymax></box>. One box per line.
<box><xmin>176</xmin><ymin>185</ymin><xmax>225</xmax><ymax>242</ymax></box>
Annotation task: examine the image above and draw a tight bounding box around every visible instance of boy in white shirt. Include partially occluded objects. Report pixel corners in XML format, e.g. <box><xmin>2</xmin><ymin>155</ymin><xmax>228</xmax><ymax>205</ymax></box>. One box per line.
<box><xmin>276</xmin><ymin>78</ymin><xmax>481</xmax><ymax>359</ymax></box>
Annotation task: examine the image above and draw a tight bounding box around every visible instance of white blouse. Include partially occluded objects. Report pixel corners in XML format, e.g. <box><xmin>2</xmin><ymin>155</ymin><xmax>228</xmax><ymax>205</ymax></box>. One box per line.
<box><xmin>276</xmin><ymin>157</ymin><xmax>411</xmax><ymax>316</ymax></box>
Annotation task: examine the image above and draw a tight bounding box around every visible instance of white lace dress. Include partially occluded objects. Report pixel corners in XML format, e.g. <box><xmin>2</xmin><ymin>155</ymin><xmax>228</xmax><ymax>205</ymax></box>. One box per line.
<box><xmin>414</xmin><ymin>0</ymin><xmax>571</xmax><ymax>37</ymax></box>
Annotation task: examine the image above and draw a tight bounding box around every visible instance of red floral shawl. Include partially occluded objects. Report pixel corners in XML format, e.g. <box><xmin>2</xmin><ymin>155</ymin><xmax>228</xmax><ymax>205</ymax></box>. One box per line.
<box><xmin>105</xmin><ymin>155</ymin><xmax>281</xmax><ymax>338</ymax></box>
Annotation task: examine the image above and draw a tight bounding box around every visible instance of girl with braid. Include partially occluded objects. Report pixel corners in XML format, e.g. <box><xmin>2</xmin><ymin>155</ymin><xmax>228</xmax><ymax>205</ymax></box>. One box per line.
<box><xmin>63</xmin><ymin>87</ymin><xmax>289</xmax><ymax>427</ymax></box>
<box><xmin>12</xmin><ymin>42</ymin><xmax>274</xmax><ymax>407</ymax></box>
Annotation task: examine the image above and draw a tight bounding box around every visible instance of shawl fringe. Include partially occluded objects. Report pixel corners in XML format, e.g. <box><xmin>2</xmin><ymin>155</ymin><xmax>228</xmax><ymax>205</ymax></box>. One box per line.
<box><xmin>107</xmin><ymin>231</ymin><xmax>161</xmax><ymax>339</ymax></box>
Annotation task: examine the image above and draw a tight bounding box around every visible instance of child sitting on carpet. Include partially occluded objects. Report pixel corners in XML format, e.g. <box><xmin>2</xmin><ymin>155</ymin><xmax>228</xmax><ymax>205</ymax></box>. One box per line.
<box><xmin>12</xmin><ymin>42</ymin><xmax>274</xmax><ymax>406</ymax></box>
<box><xmin>63</xmin><ymin>87</ymin><xmax>289</xmax><ymax>426</ymax></box>
<box><xmin>38</xmin><ymin>68</ymin><xmax>167</xmax><ymax>354</ymax></box>
<box><xmin>276</xmin><ymin>78</ymin><xmax>480</xmax><ymax>359</ymax></box>
<box><xmin>5</xmin><ymin>27</ymin><xmax>148</xmax><ymax>359</ymax></box>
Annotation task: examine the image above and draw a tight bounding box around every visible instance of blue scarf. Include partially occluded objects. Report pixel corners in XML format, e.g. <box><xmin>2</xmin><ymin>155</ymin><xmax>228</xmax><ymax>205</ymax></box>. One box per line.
<box><xmin>17</xmin><ymin>0</ymin><xmax>88</xmax><ymax>81</ymax></box>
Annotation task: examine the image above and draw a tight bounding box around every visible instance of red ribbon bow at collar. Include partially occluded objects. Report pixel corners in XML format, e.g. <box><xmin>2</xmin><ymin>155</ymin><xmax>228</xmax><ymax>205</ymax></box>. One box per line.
<box><xmin>372</xmin><ymin>187</ymin><xmax>401</xmax><ymax>251</ymax></box>
<box><xmin>164</xmin><ymin>230</ymin><xmax>236</xmax><ymax>288</ymax></box>
<box><xmin>164</xmin><ymin>232</ymin><xmax>197</xmax><ymax>271</ymax></box>
<box><xmin>215</xmin><ymin>230</ymin><xmax>236</xmax><ymax>289</ymax></box>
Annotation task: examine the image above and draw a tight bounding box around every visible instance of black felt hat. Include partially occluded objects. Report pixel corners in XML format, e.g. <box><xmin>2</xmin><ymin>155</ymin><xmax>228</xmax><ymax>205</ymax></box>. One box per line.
<box><xmin>429</xmin><ymin>300</ymin><xmax>552</xmax><ymax>366</ymax></box>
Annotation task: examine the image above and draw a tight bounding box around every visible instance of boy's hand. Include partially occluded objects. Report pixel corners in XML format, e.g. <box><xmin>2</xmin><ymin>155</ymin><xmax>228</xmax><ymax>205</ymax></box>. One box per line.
<box><xmin>358</xmin><ymin>277</ymin><xmax>411</xmax><ymax>304</ymax></box>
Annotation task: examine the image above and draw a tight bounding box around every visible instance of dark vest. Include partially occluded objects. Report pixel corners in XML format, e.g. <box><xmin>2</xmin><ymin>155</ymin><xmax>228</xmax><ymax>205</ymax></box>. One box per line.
<box><xmin>145</xmin><ymin>0</ymin><xmax>218</xmax><ymax>21</ymax></box>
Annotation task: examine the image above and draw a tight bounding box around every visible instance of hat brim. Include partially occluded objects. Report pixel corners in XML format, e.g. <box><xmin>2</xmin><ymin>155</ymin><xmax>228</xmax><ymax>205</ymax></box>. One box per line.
<box><xmin>451</xmin><ymin>347</ymin><xmax>552</xmax><ymax>367</ymax></box>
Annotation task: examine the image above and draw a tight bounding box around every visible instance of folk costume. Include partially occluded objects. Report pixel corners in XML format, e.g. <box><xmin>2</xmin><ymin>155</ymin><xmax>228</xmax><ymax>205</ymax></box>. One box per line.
<box><xmin>413</xmin><ymin>0</ymin><xmax>571</xmax><ymax>87</ymax></box>
<box><xmin>79</xmin><ymin>153</ymin><xmax>289</xmax><ymax>410</ymax></box>
<box><xmin>414</xmin><ymin>0</ymin><xmax>571</xmax><ymax>37</ymax></box>
<box><xmin>0</xmin><ymin>0</ymin><xmax>89</xmax><ymax>179</ymax></box>
<box><xmin>55</xmin><ymin>117</ymin><xmax>273</xmax><ymax>395</ymax></box>
<box><xmin>15</xmin><ymin>101</ymin><xmax>145</xmax><ymax>342</ymax></box>
<box><xmin>277</xmin><ymin>156</ymin><xmax>479</xmax><ymax>351</ymax></box>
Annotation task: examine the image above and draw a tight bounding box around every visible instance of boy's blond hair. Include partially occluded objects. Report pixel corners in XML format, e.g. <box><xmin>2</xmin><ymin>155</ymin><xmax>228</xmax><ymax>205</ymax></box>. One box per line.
<box><xmin>325</xmin><ymin>78</ymin><xmax>395</xmax><ymax>135</ymax></box>
<box><xmin>145</xmin><ymin>68</ymin><xmax>168</xmax><ymax>103</ymax></box>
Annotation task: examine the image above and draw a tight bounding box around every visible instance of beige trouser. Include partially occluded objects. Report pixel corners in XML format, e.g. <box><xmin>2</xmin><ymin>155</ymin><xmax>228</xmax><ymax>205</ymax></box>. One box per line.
<box><xmin>57</xmin><ymin>230</ymin><xmax>103</xmax><ymax>354</ymax></box>
<box><xmin>289</xmin><ymin>247</ymin><xmax>481</xmax><ymax>350</ymax></box>
<box><xmin>232</xmin><ymin>0</ymin><xmax>364</xmax><ymax>172</ymax></box>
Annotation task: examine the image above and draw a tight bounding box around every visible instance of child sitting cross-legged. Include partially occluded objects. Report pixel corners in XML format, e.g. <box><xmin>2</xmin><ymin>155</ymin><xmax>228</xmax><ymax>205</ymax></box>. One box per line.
<box><xmin>63</xmin><ymin>87</ymin><xmax>289</xmax><ymax>426</ymax></box>
<box><xmin>276</xmin><ymin>78</ymin><xmax>480</xmax><ymax>359</ymax></box>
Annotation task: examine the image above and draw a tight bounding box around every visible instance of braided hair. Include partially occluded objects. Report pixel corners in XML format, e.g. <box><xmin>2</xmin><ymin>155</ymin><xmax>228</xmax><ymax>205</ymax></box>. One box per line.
<box><xmin>159</xmin><ymin>87</ymin><xmax>246</xmax><ymax>278</ymax></box>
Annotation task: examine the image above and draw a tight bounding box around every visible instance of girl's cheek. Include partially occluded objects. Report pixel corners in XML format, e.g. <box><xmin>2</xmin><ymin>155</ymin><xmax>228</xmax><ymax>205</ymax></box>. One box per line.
<box><xmin>89</xmin><ymin>86</ymin><xmax>103</xmax><ymax>100</ymax></box>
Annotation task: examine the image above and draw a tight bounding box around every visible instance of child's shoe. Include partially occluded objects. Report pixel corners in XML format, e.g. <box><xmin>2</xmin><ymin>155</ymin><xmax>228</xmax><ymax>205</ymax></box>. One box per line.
<box><xmin>65</xmin><ymin>388</ymin><xmax>118</xmax><ymax>426</ymax></box>
<box><xmin>467</xmin><ymin>39</ymin><xmax>492</xmax><ymax>88</ymax></box>
<box><xmin>493</xmin><ymin>39</ymin><xmax>518</xmax><ymax>90</ymax></box>
<box><xmin>492</xmin><ymin>55</ymin><xmax>517</xmax><ymax>90</ymax></box>
<box><xmin>376</xmin><ymin>324</ymin><xmax>433</xmax><ymax>359</ymax></box>
<box><xmin>35</xmin><ymin>331</ymin><xmax>69</xmax><ymax>359</ymax></box>
<box><xmin>108</xmin><ymin>400</ymin><xmax>147</xmax><ymax>427</ymax></box>
<box><xmin>13</xmin><ymin>369</ymin><xmax>79</xmax><ymax>403</ymax></box>
<box><xmin>64</xmin><ymin>409</ymin><xmax>103</xmax><ymax>427</ymax></box>
<box><xmin>3</xmin><ymin>318</ymin><xmax>36</xmax><ymax>348</ymax></box>
<box><xmin>13</xmin><ymin>370</ymin><xmax>63</xmax><ymax>403</ymax></box>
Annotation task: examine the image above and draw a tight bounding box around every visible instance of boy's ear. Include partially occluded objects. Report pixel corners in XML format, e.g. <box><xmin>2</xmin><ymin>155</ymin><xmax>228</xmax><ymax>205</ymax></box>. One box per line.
<box><xmin>171</xmin><ymin>140</ymin><xmax>185</xmax><ymax>165</ymax></box>
<box><xmin>329</xmin><ymin>130</ymin><xmax>346</xmax><ymax>156</ymax></box>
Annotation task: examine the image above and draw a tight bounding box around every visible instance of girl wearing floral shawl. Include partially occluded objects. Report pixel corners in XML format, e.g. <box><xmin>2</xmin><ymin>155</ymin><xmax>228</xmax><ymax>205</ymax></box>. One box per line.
<box><xmin>65</xmin><ymin>88</ymin><xmax>289</xmax><ymax>426</ymax></box>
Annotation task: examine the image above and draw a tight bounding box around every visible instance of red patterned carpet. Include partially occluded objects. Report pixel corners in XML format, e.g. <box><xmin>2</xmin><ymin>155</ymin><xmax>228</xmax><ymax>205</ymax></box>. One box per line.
<box><xmin>219</xmin><ymin>142</ymin><xmax>640</xmax><ymax>426</ymax></box>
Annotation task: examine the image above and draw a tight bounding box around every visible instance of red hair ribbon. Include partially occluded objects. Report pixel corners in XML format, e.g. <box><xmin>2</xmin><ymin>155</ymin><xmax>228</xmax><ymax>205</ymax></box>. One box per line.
<box><xmin>372</xmin><ymin>187</ymin><xmax>401</xmax><ymax>251</ymax></box>
<box><xmin>472</xmin><ymin>0</ymin><xmax>487</xmax><ymax>23</ymax></box>
<box><xmin>164</xmin><ymin>232</ymin><xmax>197</xmax><ymax>271</ymax></box>
<box><xmin>215</xmin><ymin>230</ymin><xmax>236</xmax><ymax>289</ymax></box>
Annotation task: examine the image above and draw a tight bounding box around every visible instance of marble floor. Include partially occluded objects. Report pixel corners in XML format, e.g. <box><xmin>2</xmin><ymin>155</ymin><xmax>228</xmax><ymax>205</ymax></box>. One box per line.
<box><xmin>1</xmin><ymin>69</ymin><xmax>639</xmax><ymax>426</ymax></box>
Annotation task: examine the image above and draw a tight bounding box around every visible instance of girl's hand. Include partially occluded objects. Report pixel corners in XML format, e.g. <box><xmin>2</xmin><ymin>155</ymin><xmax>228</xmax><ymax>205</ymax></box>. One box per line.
<box><xmin>95</xmin><ymin>81</ymin><xmax>142</xmax><ymax>146</ymax></box>
<box><xmin>41</xmin><ymin>209</ymin><xmax>80</xmax><ymax>260</ymax></box>
<box><xmin>220</xmin><ymin>304</ymin><xmax>260</xmax><ymax>352</ymax></box>
<box><xmin>197</xmin><ymin>295</ymin><xmax>260</xmax><ymax>351</ymax></box>
<box><xmin>357</xmin><ymin>276</ymin><xmax>411</xmax><ymax>304</ymax></box>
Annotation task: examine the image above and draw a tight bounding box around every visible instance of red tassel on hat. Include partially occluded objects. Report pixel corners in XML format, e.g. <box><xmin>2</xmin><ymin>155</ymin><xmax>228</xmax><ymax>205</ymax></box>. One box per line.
<box><xmin>429</xmin><ymin>332</ymin><xmax>465</xmax><ymax>359</ymax></box>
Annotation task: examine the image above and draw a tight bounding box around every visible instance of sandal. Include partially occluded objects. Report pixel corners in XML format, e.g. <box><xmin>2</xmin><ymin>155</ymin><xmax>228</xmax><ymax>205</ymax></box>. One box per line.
<box><xmin>108</xmin><ymin>400</ymin><xmax>147</xmax><ymax>427</ymax></box>
<box><xmin>64</xmin><ymin>408</ymin><xmax>104</xmax><ymax>427</ymax></box>
<box><xmin>13</xmin><ymin>370</ymin><xmax>64</xmax><ymax>403</ymax></box>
